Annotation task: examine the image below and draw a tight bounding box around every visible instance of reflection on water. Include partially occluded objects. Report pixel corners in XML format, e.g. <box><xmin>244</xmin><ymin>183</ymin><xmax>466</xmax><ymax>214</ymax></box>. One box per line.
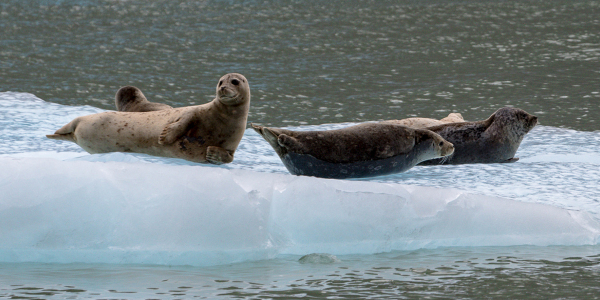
<box><xmin>1</xmin><ymin>0</ymin><xmax>599</xmax><ymax>130</ymax></box>
<box><xmin>2</xmin><ymin>246</ymin><xmax>600</xmax><ymax>299</ymax></box>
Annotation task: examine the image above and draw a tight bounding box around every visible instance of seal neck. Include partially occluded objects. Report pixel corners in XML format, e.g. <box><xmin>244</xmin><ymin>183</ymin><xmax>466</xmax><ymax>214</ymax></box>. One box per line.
<box><xmin>213</xmin><ymin>96</ymin><xmax>250</xmax><ymax>120</ymax></box>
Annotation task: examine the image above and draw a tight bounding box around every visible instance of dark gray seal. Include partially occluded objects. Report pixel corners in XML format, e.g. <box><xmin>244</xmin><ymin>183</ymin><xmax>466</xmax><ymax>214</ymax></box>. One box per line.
<box><xmin>115</xmin><ymin>86</ymin><xmax>173</xmax><ymax>112</ymax></box>
<box><xmin>251</xmin><ymin>123</ymin><xmax>454</xmax><ymax>179</ymax></box>
<box><xmin>419</xmin><ymin>107</ymin><xmax>538</xmax><ymax>165</ymax></box>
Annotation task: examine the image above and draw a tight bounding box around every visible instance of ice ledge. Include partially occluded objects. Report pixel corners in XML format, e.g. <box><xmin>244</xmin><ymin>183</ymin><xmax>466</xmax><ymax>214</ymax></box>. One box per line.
<box><xmin>0</xmin><ymin>157</ymin><xmax>598</xmax><ymax>266</ymax></box>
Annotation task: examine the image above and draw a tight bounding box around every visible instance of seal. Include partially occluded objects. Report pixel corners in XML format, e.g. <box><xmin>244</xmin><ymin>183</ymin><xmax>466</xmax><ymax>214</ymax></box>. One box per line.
<box><xmin>47</xmin><ymin>73</ymin><xmax>250</xmax><ymax>164</ymax></box>
<box><xmin>381</xmin><ymin>113</ymin><xmax>464</xmax><ymax>129</ymax></box>
<box><xmin>419</xmin><ymin>107</ymin><xmax>538</xmax><ymax>165</ymax></box>
<box><xmin>115</xmin><ymin>86</ymin><xmax>173</xmax><ymax>112</ymax></box>
<box><xmin>251</xmin><ymin>123</ymin><xmax>454</xmax><ymax>179</ymax></box>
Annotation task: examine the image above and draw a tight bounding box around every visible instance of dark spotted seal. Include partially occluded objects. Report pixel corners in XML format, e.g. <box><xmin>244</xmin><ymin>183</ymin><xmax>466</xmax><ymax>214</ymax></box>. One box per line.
<box><xmin>47</xmin><ymin>73</ymin><xmax>250</xmax><ymax>164</ymax></box>
<box><xmin>115</xmin><ymin>86</ymin><xmax>173</xmax><ymax>112</ymax></box>
<box><xmin>419</xmin><ymin>107</ymin><xmax>538</xmax><ymax>165</ymax></box>
<box><xmin>251</xmin><ymin>123</ymin><xmax>454</xmax><ymax>179</ymax></box>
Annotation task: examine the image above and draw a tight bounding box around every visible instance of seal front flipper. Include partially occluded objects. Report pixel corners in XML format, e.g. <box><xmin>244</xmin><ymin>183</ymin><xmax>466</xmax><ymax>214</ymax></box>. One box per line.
<box><xmin>158</xmin><ymin>112</ymin><xmax>196</xmax><ymax>145</ymax></box>
<box><xmin>502</xmin><ymin>158</ymin><xmax>519</xmax><ymax>163</ymax></box>
<box><xmin>206</xmin><ymin>146</ymin><xmax>234</xmax><ymax>164</ymax></box>
<box><xmin>277</xmin><ymin>134</ymin><xmax>306</xmax><ymax>153</ymax></box>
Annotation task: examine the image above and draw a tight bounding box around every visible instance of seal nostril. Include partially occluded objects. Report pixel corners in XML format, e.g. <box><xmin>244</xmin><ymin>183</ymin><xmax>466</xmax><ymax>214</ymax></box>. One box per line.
<box><xmin>231</xmin><ymin>79</ymin><xmax>240</xmax><ymax>86</ymax></box>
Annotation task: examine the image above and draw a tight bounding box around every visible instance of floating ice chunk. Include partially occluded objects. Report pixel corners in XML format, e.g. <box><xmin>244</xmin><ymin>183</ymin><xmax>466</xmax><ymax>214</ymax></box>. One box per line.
<box><xmin>0</xmin><ymin>157</ymin><xmax>598</xmax><ymax>266</ymax></box>
<box><xmin>299</xmin><ymin>253</ymin><xmax>341</xmax><ymax>264</ymax></box>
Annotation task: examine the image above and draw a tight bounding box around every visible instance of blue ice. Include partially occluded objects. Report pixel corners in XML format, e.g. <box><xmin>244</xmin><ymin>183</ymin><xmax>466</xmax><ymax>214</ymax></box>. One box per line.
<box><xmin>1</xmin><ymin>92</ymin><xmax>599</xmax><ymax>266</ymax></box>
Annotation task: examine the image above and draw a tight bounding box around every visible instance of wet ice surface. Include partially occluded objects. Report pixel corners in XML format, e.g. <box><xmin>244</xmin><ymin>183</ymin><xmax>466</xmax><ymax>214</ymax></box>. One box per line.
<box><xmin>1</xmin><ymin>92</ymin><xmax>600</xmax><ymax>267</ymax></box>
<box><xmin>2</xmin><ymin>92</ymin><xmax>599</xmax><ymax>215</ymax></box>
<box><xmin>377</xmin><ymin>126</ymin><xmax>600</xmax><ymax>215</ymax></box>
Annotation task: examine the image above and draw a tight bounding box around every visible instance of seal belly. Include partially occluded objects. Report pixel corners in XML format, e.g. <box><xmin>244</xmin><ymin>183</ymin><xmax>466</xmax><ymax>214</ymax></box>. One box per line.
<box><xmin>72</xmin><ymin>112</ymin><xmax>168</xmax><ymax>155</ymax></box>
<box><xmin>281</xmin><ymin>140</ymin><xmax>435</xmax><ymax>179</ymax></box>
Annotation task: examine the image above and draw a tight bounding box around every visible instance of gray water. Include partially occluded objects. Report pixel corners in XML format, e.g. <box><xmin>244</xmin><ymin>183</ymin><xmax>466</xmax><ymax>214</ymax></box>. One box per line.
<box><xmin>1</xmin><ymin>0</ymin><xmax>600</xmax><ymax>299</ymax></box>
<box><xmin>2</xmin><ymin>0</ymin><xmax>599</xmax><ymax>130</ymax></box>
<box><xmin>2</xmin><ymin>246</ymin><xmax>600</xmax><ymax>299</ymax></box>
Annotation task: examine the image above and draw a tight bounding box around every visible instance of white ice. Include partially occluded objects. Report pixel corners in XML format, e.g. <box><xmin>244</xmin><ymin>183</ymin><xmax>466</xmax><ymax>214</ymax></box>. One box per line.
<box><xmin>1</xmin><ymin>92</ymin><xmax>599</xmax><ymax>266</ymax></box>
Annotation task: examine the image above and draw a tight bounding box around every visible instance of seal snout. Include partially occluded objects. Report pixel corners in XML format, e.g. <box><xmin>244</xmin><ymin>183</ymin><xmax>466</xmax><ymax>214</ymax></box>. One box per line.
<box><xmin>218</xmin><ymin>85</ymin><xmax>237</xmax><ymax>98</ymax></box>
<box><xmin>530</xmin><ymin>114</ymin><xmax>538</xmax><ymax>127</ymax></box>
<box><xmin>440</xmin><ymin>141</ymin><xmax>455</xmax><ymax>157</ymax></box>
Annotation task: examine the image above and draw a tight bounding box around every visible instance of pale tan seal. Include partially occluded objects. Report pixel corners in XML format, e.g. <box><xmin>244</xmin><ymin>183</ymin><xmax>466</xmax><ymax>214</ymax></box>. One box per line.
<box><xmin>47</xmin><ymin>73</ymin><xmax>250</xmax><ymax>164</ymax></box>
<box><xmin>251</xmin><ymin>123</ymin><xmax>454</xmax><ymax>179</ymax></box>
<box><xmin>382</xmin><ymin>113</ymin><xmax>465</xmax><ymax>129</ymax></box>
<box><xmin>115</xmin><ymin>86</ymin><xmax>173</xmax><ymax>112</ymax></box>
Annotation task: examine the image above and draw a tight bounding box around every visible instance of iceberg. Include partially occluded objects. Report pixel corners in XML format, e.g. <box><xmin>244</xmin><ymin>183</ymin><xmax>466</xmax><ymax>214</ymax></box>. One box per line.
<box><xmin>0</xmin><ymin>157</ymin><xmax>598</xmax><ymax>266</ymax></box>
<box><xmin>1</xmin><ymin>92</ymin><xmax>600</xmax><ymax>266</ymax></box>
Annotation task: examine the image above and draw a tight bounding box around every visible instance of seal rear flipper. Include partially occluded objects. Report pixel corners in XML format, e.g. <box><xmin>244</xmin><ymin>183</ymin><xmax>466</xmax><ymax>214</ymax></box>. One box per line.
<box><xmin>250</xmin><ymin>123</ymin><xmax>266</xmax><ymax>136</ymax></box>
<box><xmin>263</xmin><ymin>128</ymin><xmax>291</xmax><ymax>156</ymax></box>
<box><xmin>46</xmin><ymin>118</ymin><xmax>79</xmax><ymax>142</ymax></box>
<box><xmin>46</xmin><ymin>133</ymin><xmax>75</xmax><ymax>142</ymax></box>
<box><xmin>250</xmin><ymin>124</ymin><xmax>286</xmax><ymax>156</ymax></box>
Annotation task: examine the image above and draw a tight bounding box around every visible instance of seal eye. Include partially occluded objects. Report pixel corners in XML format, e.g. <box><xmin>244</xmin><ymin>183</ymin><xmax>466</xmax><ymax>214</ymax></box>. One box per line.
<box><xmin>439</xmin><ymin>141</ymin><xmax>444</xmax><ymax>147</ymax></box>
<box><xmin>218</xmin><ymin>80</ymin><xmax>223</xmax><ymax>87</ymax></box>
<box><xmin>231</xmin><ymin>79</ymin><xmax>240</xmax><ymax>86</ymax></box>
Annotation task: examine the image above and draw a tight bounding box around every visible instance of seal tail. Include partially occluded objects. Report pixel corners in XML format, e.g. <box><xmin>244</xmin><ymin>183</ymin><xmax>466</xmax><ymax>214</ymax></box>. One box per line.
<box><xmin>250</xmin><ymin>123</ymin><xmax>278</xmax><ymax>148</ymax></box>
<box><xmin>250</xmin><ymin>123</ymin><xmax>265</xmax><ymax>135</ymax></box>
<box><xmin>46</xmin><ymin>118</ymin><xmax>79</xmax><ymax>143</ymax></box>
<box><xmin>46</xmin><ymin>133</ymin><xmax>75</xmax><ymax>142</ymax></box>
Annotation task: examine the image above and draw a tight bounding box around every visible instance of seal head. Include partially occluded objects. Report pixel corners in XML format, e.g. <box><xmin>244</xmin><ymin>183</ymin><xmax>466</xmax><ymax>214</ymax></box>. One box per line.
<box><xmin>216</xmin><ymin>73</ymin><xmax>250</xmax><ymax>107</ymax></box>
<box><xmin>115</xmin><ymin>86</ymin><xmax>173</xmax><ymax>112</ymax></box>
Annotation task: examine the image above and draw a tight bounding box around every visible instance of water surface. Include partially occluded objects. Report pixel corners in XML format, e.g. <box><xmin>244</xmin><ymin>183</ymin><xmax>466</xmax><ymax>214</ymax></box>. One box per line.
<box><xmin>1</xmin><ymin>0</ymin><xmax>600</xmax><ymax>299</ymax></box>
<box><xmin>1</xmin><ymin>0</ymin><xmax>599</xmax><ymax>130</ymax></box>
